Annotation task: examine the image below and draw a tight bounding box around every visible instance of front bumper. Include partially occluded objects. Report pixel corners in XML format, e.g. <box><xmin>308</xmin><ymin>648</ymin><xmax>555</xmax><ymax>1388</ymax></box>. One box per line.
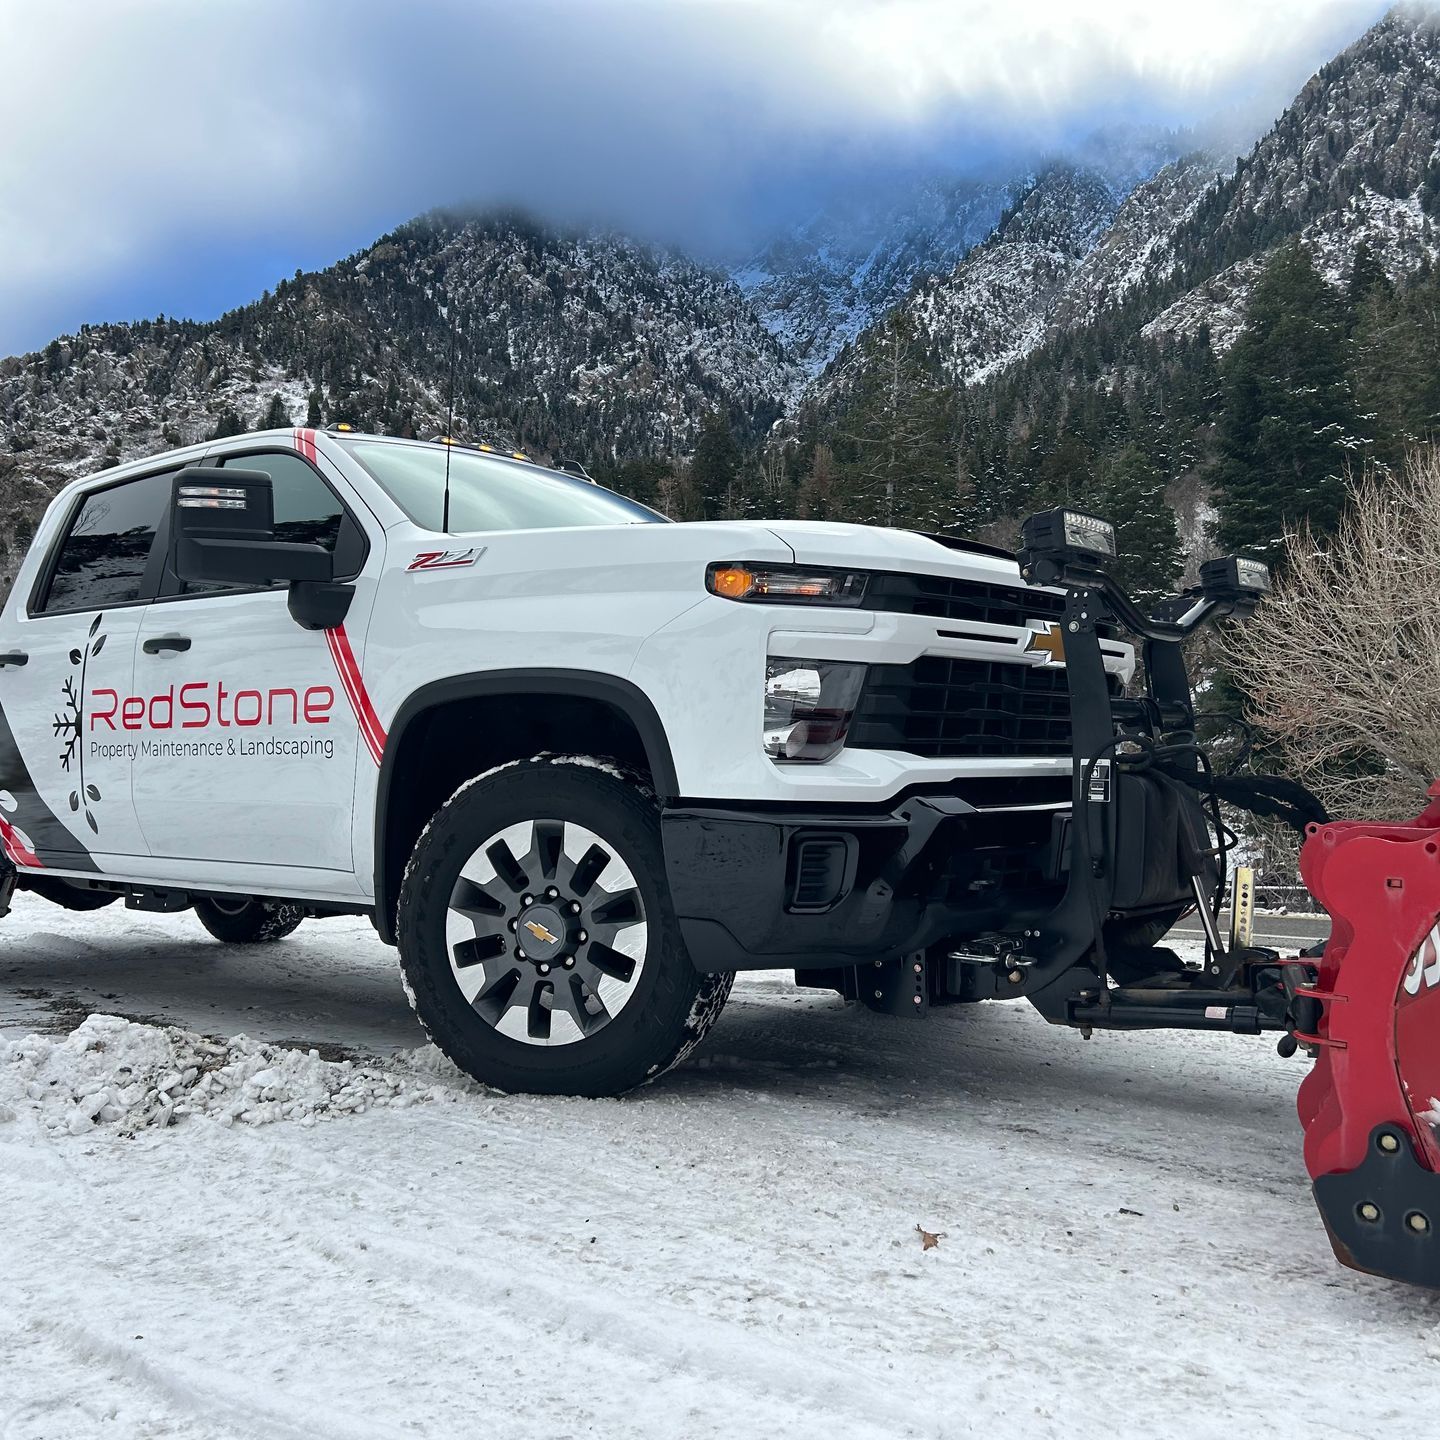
<box><xmin>662</xmin><ymin>788</ymin><xmax>1072</xmax><ymax>973</ymax></box>
<box><xmin>663</xmin><ymin>767</ymin><xmax>1204</xmax><ymax>974</ymax></box>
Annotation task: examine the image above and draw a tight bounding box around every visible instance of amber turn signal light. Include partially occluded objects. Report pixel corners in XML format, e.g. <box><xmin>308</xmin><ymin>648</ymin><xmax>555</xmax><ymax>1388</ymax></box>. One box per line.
<box><xmin>705</xmin><ymin>563</ymin><xmax>868</xmax><ymax>605</ymax></box>
<box><xmin>709</xmin><ymin>565</ymin><xmax>756</xmax><ymax>599</ymax></box>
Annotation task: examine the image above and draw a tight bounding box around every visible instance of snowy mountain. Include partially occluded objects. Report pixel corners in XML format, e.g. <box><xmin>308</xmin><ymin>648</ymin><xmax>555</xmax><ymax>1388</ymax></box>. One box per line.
<box><xmin>904</xmin><ymin>165</ymin><xmax>1133</xmax><ymax>387</ymax></box>
<box><xmin>1050</xmin><ymin>152</ymin><xmax>1233</xmax><ymax>333</ymax></box>
<box><xmin>805</xmin><ymin>161</ymin><xmax>1158</xmax><ymax>406</ymax></box>
<box><xmin>818</xmin><ymin>154</ymin><xmax>1235</xmax><ymax>395</ymax></box>
<box><xmin>1137</xmin><ymin>6</ymin><xmax>1440</xmax><ymax>349</ymax></box>
<box><xmin>732</xmin><ymin>126</ymin><xmax>1188</xmax><ymax>383</ymax></box>
<box><xmin>730</xmin><ymin>177</ymin><xmax>1015</xmax><ymax>377</ymax></box>
<box><xmin>0</xmin><ymin>212</ymin><xmax>802</xmax><ymax>584</ymax></box>
<box><xmin>814</xmin><ymin>5</ymin><xmax>1440</xmax><ymax>421</ymax></box>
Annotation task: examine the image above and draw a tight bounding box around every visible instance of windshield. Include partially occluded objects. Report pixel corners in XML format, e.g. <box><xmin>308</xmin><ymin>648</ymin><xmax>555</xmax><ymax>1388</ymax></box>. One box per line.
<box><xmin>340</xmin><ymin>440</ymin><xmax>664</xmax><ymax>533</ymax></box>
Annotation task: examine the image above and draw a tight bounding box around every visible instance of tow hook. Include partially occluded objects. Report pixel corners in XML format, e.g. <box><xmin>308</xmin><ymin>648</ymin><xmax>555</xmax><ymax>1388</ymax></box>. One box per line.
<box><xmin>947</xmin><ymin>939</ymin><xmax>1035</xmax><ymax>990</ymax></box>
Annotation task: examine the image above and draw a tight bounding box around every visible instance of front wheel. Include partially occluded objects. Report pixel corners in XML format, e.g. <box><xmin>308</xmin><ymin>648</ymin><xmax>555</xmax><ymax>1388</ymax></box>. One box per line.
<box><xmin>396</xmin><ymin>758</ymin><xmax>732</xmax><ymax>1096</ymax></box>
<box><xmin>194</xmin><ymin>895</ymin><xmax>305</xmax><ymax>944</ymax></box>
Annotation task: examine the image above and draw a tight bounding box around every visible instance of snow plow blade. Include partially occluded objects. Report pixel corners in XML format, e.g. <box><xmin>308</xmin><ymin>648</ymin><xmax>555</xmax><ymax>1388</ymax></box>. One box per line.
<box><xmin>1296</xmin><ymin>783</ymin><xmax>1440</xmax><ymax>1288</ymax></box>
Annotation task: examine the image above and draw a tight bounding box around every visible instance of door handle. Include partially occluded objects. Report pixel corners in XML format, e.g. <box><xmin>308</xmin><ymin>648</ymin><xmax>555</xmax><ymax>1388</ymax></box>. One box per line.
<box><xmin>143</xmin><ymin>636</ymin><xmax>192</xmax><ymax>655</ymax></box>
<box><xmin>0</xmin><ymin>652</ymin><xmax>27</xmax><ymax>668</ymax></box>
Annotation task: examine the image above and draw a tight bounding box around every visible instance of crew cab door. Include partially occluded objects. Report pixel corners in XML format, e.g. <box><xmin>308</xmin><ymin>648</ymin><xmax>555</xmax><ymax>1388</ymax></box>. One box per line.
<box><xmin>0</xmin><ymin>467</ymin><xmax>175</xmax><ymax>867</ymax></box>
<box><xmin>130</xmin><ymin>446</ymin><xmax>375</xmax><ymax>876</ymax></box>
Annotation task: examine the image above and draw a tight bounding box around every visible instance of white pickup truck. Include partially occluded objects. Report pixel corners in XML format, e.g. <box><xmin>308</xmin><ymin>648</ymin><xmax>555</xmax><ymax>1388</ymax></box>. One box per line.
<box><xmin>0</xmin><ymin>427</ymin><xmax>1229</xmax><ymax>1096</ymax></box>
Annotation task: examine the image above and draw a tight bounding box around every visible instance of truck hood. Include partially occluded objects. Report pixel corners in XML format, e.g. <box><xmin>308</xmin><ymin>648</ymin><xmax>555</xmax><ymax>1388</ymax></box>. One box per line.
<box><xmin>757</xmin><ymin>520</ymin><xmax>1025</xmax><ymax>587</ymax></box>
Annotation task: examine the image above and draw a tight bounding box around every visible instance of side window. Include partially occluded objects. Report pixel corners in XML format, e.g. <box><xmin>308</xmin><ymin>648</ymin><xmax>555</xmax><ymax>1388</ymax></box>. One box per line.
<box><xmin>221</xmin><ymin>452</ymin><xmax>344</xmax><ymax>549</ymax></box>
<box><xmin>175</xmin><ymin>451</ymin><xmax>351</xmax><ymax>597</ymax></box>
<box><xmin>38</xmin><ymin>470</ymin><xmax>173</xmax><ymax>614</ymax></box>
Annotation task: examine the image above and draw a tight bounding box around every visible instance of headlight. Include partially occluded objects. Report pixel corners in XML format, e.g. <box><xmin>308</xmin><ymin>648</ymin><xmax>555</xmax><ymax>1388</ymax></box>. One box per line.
<box><xmin>708</xmin><ymin>562</ymin><xmax>868</xmax><ymax>605</ymax></box>
<box><xmin>763</xmin><ymin>659</ymin><xmax>867</xmax><ymax>763</ymax></box>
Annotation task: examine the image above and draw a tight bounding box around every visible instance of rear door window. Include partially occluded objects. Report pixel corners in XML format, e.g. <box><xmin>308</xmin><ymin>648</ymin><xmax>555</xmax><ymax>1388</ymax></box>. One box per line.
<box><xmin>37</xmin><ymin>470</ymin><xmax>173</xmax><ymax>614</ymax></box>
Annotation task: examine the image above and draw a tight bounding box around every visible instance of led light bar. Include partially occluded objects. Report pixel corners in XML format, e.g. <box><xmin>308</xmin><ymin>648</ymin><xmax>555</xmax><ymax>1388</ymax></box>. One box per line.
<box><xmin>1021</xmin><ymin>508</ymin><xmax>1117</xmax><ymax>561</ymax></box>
<box><xmin>1199</xmin><ymin>555</ymin><xmax>1271</xmax><ymax>599</ymax></box>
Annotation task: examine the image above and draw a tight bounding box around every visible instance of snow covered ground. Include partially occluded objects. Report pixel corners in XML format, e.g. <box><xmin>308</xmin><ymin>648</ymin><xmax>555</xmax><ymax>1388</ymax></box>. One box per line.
<box><xmin>1</xmin><ymin>894</ymin><xmax>1436</xmax><ymax>1439</ymax></box>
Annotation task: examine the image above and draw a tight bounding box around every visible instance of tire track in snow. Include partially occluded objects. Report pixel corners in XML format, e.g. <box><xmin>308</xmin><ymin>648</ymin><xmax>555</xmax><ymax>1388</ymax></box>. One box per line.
<box><xmin>197</xmin><ymin>1129</ymin><xmax>951</xmax><ymax>1438</ymax></box>
<box><xmin>30</xmin><ymin>1318</ymin><xmax>398</xmax><ymax>1440</ymax></box>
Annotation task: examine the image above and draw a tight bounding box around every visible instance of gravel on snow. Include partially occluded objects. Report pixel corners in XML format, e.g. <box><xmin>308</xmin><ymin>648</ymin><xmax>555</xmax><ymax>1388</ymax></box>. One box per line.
<box><xmin>1</xmin><ymin>893</ymin><xmax>1437</xmax><ymax>1439</ymax></box>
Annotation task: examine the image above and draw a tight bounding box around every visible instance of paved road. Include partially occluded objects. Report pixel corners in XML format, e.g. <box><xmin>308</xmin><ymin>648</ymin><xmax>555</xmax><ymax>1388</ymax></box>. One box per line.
<box><xmin>1173</xmin><ymin>910</ymin><xmax>1328</xmax><ymax>951</ymax></box>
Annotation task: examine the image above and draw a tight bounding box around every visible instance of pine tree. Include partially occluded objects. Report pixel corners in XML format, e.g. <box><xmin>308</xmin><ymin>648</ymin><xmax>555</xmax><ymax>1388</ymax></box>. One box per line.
<box><xmin>1347</xmin><ymin>239</ymin><xmax>1392</xmax><ymax>307</ymax></box>
<box><xmin>690</xmin><ymin>410</ymin><xmax>739</xmax><ymax>521</ymax></box>
<box><xmin>1352</xmin><ymin>265</ymin><xmax>1440</xmax><ymax>462</ymax></box>
<box><xmin>835</xmin><ymin>312</ymin><xmax>951</xmax><ymax>529</ymax></box>
<box><xmin>1099</xmin><ymin>447</ymin><xmax>1184</xmax><ymax>603</ymax></box>
<box><xmin>211</xmin><ymin>408</ymin><xmax>247</xmax><ymax>439</ymax></box>
<box><xmin>306</xmin><ymin>388</ymin><xmax>324</xmax><ymax>427</ymax></box>
<box><xmin>796</xmin><ymin>442</ymin><xmax>837</xmax><ymax>519</ymax></box>
<box><xmin>1213</xmin><ymin>243</ymin><xmax>1363</xmax><ymax>555</ymax></box>
<box><xmin>258</xmin><ymin>393</ymin><xmax>289</xmax><ymax>430</ymax></box>
<box><xmin>1030</xmin><ymin>427</ymin><xmax>1098</xmax><ymax>513</ymax></box>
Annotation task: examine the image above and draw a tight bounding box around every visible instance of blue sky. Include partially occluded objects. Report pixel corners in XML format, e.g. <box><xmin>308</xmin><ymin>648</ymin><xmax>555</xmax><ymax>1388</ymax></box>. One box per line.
<box><xmin>0</xmin><ymin>0</ymin><xmax>1391</xmax><ymax>358</ymax></box>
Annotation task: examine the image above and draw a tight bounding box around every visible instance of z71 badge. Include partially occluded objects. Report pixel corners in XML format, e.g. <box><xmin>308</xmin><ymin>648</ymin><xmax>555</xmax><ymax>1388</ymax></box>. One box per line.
<box><xmin>408</xmin><ymin>547</ymin><xmax>484</xmax><ymax>572</ymax></box>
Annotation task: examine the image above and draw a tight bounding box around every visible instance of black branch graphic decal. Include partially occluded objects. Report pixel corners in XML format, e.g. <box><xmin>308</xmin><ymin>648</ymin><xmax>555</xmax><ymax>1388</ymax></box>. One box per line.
<box><xmin>52</xmin><ymin>613</ymin><xmax>106</xmax><ymax>833</ymax></box>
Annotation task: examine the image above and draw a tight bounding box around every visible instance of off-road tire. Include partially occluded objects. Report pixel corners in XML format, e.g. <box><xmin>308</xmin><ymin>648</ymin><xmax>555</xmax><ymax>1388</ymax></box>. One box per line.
<box><xmin>194</xmin><ymin>896</ymin><xmax>305</xmax><ymax>944</ymax></box>
<box><xmin>397</xmin><ymin>758</ymin><xmax>732</xmax><ymax>1097</ymax></box>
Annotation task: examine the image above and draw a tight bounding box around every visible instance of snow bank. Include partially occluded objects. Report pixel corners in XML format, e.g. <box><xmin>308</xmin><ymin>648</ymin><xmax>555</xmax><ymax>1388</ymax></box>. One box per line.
<box><xmin>0</xmin><ymin>1014</ymin><xmax>430</xmax><ymax>1136</ymax></box>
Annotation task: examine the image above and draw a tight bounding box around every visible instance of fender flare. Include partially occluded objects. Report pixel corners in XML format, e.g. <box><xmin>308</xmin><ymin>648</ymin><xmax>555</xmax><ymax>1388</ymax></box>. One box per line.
<box><xmin>372</xmin><ymin>669</ymin><xmax>679</xmax><ymax>943</ymax></box>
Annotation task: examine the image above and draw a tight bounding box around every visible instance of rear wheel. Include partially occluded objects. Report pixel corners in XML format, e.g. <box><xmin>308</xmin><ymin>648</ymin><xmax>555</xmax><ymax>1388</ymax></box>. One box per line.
<box><xmin>396</xmin><ymin>758</ymin><xmax>732</xmax><ymax>1096</ymax></box>
<box><xmin>194</xmin><ymin>895</ymin><xmax>305</xmax><ymax>944</ymax></box>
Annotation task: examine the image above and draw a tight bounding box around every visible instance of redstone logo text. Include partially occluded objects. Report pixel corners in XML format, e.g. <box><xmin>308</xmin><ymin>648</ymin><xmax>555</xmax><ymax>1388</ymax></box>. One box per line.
<box><xmin>90</xmin><ymin>682</ymin><xmax>335</xmax><ymax>732</ymax></box>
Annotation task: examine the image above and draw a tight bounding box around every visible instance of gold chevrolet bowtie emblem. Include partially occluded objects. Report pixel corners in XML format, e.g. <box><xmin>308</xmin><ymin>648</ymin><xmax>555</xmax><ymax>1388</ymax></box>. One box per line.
<box><xmin>1026</xmin><ymin>623</ymin><xmax>1066</xmax><ymax>663</ymax></box>
<box><xmin>523</xmin><ymin>918</ymin><xmax>560</xmax><ymax>945</ymax></box>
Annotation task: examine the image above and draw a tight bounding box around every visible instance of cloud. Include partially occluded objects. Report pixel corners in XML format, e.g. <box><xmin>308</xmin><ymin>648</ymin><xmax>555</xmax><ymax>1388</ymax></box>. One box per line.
<box><xmin>0</xmin><ymin>0</ymin><xmax>1391</xmax><ymax>356</ymax></box>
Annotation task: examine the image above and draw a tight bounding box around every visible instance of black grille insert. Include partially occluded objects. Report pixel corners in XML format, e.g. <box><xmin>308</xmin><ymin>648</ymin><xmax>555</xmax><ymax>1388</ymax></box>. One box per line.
<box><xmin>864</xmin><ymin>572</ymin><xmax>1066</xmax><ymax>628</ymax></box>
<box><xmin>849</xmin><ymin>657</ymin><xmax>1119</xmax><ymax>760</ymax></box>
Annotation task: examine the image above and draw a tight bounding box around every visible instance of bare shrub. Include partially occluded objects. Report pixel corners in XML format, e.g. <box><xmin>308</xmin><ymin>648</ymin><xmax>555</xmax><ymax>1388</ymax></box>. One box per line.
<box><xmin>1222</xmin><ymin>447</ymin><xmax>1440</xmax><ymax>821</ymax></box>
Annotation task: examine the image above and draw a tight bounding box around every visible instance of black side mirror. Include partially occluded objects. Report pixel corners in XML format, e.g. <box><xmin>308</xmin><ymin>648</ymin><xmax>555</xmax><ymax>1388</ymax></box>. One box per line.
<box><xmin>171</xmin><ymin>468</ymin><xmax>332</xmax><ymax>586</ymax></box>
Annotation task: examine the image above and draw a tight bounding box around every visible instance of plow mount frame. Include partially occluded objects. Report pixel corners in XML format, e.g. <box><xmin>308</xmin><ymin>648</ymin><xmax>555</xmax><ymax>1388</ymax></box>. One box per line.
<box><xmin>1006</xmin><ymin>508</ymin><xmax>1440</xmax><ymax>1291</ymax></box>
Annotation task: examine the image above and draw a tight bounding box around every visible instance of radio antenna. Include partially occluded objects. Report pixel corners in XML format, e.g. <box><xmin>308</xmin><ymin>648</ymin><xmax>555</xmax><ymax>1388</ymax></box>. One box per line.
<box><xmin>441</xmin><ymin>314</ymin><xmax>459</xmax><ymax>533</ymax></box>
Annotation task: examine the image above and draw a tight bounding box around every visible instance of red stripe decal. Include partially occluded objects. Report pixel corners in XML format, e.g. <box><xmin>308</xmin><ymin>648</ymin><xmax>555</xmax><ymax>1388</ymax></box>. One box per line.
<box><xmin>326</xmin><ymin>632</ymin><xmax>380</xmax><ymax>763</ymax></box>
<box><xmin>0</xmin><ymin>815</ymin><xmax>42</xmax><ymax>869</ymax></box>
<box><xmin>325</xmin><ymin>624</ymin><xmax>386</xmax><ymax>766</ymax></box>
<box><xmin>294</xmin><ymin>427</ymin><xmax>318</xmax><ymax>465</ymax></box>
<box><xmin>329</xmin><ymin>646</ymin><xmax>383</xmax><ymax>766</ymax></box>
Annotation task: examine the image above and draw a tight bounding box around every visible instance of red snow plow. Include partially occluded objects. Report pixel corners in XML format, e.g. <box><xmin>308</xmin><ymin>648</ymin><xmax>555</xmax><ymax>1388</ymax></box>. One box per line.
<box><xmin>1002</xmin><ymin>510</ymin><xmax>1440</xmax><ymax>1292</ymax></box>
<box><xmin>1295</xmin><ymin>798</ymin><xmax>1440</xmax><ymax>1286</ymax></box>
